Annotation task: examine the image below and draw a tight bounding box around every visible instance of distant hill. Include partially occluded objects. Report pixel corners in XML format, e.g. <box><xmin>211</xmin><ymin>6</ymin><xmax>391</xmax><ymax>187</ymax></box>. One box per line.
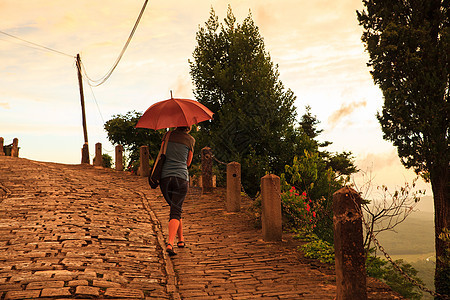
<box><xmin>366</xmin><ymin>195</ymin><xmax>435</xmax><ymax>256</ymax></box>
<box><xmin>415</xmin><ymin>195</ymin><xmax>434</xmax><ymax>213</ymax></box>
<box><xmin>375</xmin><ymin>210</ymin><xmax>434</xmax><ymax>256</ymax></box>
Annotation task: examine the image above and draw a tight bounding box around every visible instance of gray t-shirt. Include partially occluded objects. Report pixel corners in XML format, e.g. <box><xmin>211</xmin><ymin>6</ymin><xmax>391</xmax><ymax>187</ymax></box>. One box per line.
<box><xmin>161</xmin><ymin>141</ymin><xmax>190</xmax><ymax>181</ymax></box>
<box><xmin>159</xmin><ymin>130</ymin><xmax>195</xmax><ymax>181</ymax></box>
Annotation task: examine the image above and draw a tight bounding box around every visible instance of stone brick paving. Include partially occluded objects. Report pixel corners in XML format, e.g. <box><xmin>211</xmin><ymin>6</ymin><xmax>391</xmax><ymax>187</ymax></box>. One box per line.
<box><xmin>0</xmin><ymin>156</ymin><xmax>171</xmax><ymax>299</ymax></box>
<box><xmin>143</xmin><ymin>179</ymin><xmax>404</xmax><ymax>300</ymax></box>
<box><xmin>0</xmin><ymin>156</ymin><xmax>404</xmax><ymax>299</ymax></box>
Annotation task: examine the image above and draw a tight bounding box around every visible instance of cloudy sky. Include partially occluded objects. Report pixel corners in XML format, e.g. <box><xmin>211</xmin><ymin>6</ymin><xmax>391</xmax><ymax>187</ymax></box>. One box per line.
<box><xmin>0</xmin><ymin>0</ymin><xmax>432</xmax><ymax>198</ymax></box>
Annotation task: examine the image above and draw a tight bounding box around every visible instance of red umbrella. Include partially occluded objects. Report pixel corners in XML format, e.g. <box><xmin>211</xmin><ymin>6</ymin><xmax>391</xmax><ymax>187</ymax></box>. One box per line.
<box><xmin>135</xmin><ymin>97</ymin><xmax>214</xmax><ymax>130</ymax></box>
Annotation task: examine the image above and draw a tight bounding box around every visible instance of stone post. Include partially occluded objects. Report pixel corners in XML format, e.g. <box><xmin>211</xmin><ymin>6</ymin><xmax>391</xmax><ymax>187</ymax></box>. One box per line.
<box><xmin>333</xmin><ymin>186</ymin><xmax>367</xmax><ymax>300</ymax></box>
<box><xmin>81</xmin><ymin>144</ymin><xmax>90</xmax><ymax>164</ymax></box>
<box><xmin>140</xmin><ymin>146</ymin><xmax>150</xmax><ymax>177</ymax></box>
<box><xmin>115</xmin><ymin>145</ymin><xmax>124</xmax><ymax>171</ymax></box>
<box><xmin>226</xmin><ymin>162</ymin><xmax>241</xmax><ymax>212</ymax></box>
<box><xmin>94</xmin><ymin>143</ymin><xmax>102</xmax><ymax>166</ymax></box>
<box><xmin>201</xmin><ymin>147</ymin><xmax>213</xmax><ymax>194</ymax></box>
<box><xmin>0</xmin><ymin>137</ymin><xmax>4</xmax><ymax>156</ymax></box>
<box><xmin>261</xmin><ymin>174</ymin><xmax>282</xmax><ymax>242</ymax></box>
<box><xmin>11</xmin><ymin>138</ymin><xmax>19</xmax><ymax>157</ymax></box>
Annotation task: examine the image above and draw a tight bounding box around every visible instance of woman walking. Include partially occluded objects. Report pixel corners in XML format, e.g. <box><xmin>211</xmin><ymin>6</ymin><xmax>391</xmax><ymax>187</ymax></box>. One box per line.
<box><xmin>159</xmin><ymin>126</ymin><xmax>195</xmax><ymax>256</ymax></box>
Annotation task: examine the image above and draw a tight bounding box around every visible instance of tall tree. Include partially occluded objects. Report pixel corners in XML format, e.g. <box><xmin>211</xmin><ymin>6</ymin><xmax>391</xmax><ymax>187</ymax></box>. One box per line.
<box><xmin>104</xmin><ymin>111</ymin><xmax>164</xmax><ymax>164</ymax></box>
<box><xmin>357</xmin><ymin>0</ymin><xmax>449</xmax><ymax>296</ymax></box>
<box><xmin>189</xmin><ymin>7</ymin><xmax>298</xmax><ymax>195</ymax></box>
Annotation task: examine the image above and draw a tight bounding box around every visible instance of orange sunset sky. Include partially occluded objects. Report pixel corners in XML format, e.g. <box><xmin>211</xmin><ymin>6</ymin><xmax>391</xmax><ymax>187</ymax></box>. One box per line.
<box><xmin>0</xmin><ymin>0</ymin><xmax>433</xmax><ymax>202</ymax></box>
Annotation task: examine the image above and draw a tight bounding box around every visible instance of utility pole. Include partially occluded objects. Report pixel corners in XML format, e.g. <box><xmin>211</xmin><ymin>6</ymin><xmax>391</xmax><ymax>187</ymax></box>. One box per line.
<box><xmin>76</xmin><ymin>54</ymin><xmax>89</xmax><ymax>164</ymax></box>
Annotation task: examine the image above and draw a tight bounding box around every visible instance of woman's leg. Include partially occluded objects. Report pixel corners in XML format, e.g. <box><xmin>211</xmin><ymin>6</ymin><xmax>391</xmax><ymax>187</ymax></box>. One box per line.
<box><xmin>160</xmin><ymin>177</ymin><xmax>188</xmax><ymax>254</ymax></box>
<box><xmin>177</xmin><ymin>219</ymin><xmax>184</xmax><ymax>242</ymax></box>
<box><xmin>168</xmin><ymin>219</ymin><xmax>180</xmax><ymax>248</ymax></box>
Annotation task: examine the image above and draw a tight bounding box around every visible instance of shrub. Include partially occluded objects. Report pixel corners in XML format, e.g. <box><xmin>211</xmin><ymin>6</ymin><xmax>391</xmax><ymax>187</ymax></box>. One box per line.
<box><xmin>297</xmin><ymin>233</ymin><xmax>335</xmax><ymax>265</ymax></box>
<box><xmin>294</xmin><ymin>233</ymin><xmax>424</xmax><ymax>299</ymax></box>
<box><xmin>281</xmin><ymin>187</ymin><xmax>317</xmax><ymax>233</ymax></box>
<box><xmin>102</xmin><ymin>154</ymin><xmax>113</xmax><ymax>168</ymax></box>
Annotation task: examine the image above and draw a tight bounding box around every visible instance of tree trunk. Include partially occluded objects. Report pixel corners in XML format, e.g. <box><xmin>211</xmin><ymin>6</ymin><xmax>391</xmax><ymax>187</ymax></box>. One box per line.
<box><xmin>430</xmin><ymin>164</ymin><xmax>450</xmax><ymax>297</ymax></box>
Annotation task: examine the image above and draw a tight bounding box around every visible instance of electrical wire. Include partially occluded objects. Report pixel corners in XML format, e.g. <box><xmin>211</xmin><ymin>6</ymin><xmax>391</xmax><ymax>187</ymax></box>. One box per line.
<box><xmin>0</xmin><ymin>36</ymin><xmax>60</xmax><ymax>56</ymax></box>
<box><xmin>0</xmin><ymin>30</ymin><xmax>74</xmax><ymax>58</ymax></box>
<box><xmin>80</xmin><ymin>0</ymin><xmax>149</xmax><ymax>87</ymax></box>
<box><xmin>87</xmin><ymin>82</ymin><xmax>105</xmax><ymax>124</ymax></box>
<box><xmin>83</xmin><ymin>69</ymin><xmax>115</xmax><ymax>155</ymax></box>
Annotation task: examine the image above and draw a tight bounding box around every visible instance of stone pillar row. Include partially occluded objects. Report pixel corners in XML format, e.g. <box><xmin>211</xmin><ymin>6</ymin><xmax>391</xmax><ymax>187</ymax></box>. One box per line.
<box><xmin>80</xmin><ymin>142</ymin><xmax>368</xmax><ymax>299</ymax></box>
<box><xmin>0</xmin><ymin>137</ymin><xmax>19</xmax><ymax>157</ymax></box>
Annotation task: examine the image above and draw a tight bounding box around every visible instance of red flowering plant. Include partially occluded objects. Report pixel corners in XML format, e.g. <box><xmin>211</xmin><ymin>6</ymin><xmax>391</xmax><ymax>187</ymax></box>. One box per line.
<box><xmin>280</xmin><ymin>185</ymin><xmax>318</xmax><ymax>233</ymax></box>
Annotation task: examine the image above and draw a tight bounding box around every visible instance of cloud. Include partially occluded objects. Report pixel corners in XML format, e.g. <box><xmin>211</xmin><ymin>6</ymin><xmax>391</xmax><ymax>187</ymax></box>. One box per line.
<box><xmin>353</xmin><ymin>149</ymin><xmax>431</xmax><ymax>193</ymax></box>
<box><xmin>0</xmin><ymin>102</ymin><xmax>10</xmax><ymax>109</ymax></box>
<box><xmin>356</xmin><ymin>150</ymin><xmax>399</xmax><ymax>172</ymax></box>
<box><xmin>172</xmin><ymin>75</ymin><xmax>194</xmax><ymax>98</ymax></box>
<box><xmin>328</xmin><ymin>100</ymin><xmax>367</xmax><ymax>127</ymax></box>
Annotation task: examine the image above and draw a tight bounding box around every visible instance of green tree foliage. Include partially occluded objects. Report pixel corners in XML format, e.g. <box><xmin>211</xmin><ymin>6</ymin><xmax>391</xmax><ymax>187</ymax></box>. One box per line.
<box><xmin>281</xmin><ymin>150</ymin><xmax>353</xmax><ymax>243</ymax></box>
<box><xmin>357</xmin><ymin>0</ymin><xmax>449</xmax><ymax>295</ymax></box>
<box><xmin>280</xmin><ymin>109</ymin><xmax>356</xmax><ymax>242</ymax></box>
<box><xmin>190</xmin><ymin>7</ymin><xmax>356</xmax><ymax>196</ymax></box>
<box><xmin>104</xmin><ymin>111</ymin><xmax>164</xmax><ymax>164</ymax></box>
<box><xmin>189</xmin><ymin>7</ymin><xmax>298</xmax><ymax>195</ymax></box>
<box><xmin>298</xmin><ymin>106</ymin><xmax>357</xmax><ymax>176</ymax></box>
<box><xmin>299</xmin><ymin>106</ymin><xmax>322</xmax><ymax>139</ymax></box>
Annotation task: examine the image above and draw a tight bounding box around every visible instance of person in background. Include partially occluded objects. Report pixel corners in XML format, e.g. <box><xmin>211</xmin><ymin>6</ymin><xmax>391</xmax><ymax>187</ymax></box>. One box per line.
<box><xmin>159</xmin><ymin>126</ymin><xmax>195</xmax><ymax>256</ymax></box>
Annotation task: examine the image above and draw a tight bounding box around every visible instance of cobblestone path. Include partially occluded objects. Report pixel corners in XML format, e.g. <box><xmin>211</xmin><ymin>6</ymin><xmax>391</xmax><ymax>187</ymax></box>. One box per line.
<box><xmin>0</xmin><ymin>156</ymin><xmax>403</xmax><ymax>299</ymax></box>
<box><xmin>0</xmin><ymin>157</ymin><xmax>173</xmax><ymax>299</ymax></box>
<box><xmin>146</xmin><ymin>176</ymin><xmax>403</xmax><ymax>300</ymax></box>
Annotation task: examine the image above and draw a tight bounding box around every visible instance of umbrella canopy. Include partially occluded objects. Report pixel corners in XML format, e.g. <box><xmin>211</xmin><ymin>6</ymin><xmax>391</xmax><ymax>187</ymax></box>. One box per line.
<box><xmin>135</xmin><ymin>97</ymin><xmax>214</xmax><ymax>130</ymax></box>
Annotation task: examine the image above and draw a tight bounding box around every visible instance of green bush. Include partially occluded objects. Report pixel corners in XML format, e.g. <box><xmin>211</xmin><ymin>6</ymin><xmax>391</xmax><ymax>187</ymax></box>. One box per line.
<box><xmin>280</xmin><ymin>151</ymin><xmax>351</xmax><ymax>243</ymax></box>
<box><xmin>379</xmin><ymin>259</ymin><xmax>423</xmax><ymax>300</ymax></box>
<box><xmin>102</xmin><ymin>154</ymin><xmax>113</xmax><ymax>168</ymax></box>
<box><xmin>294</xmin><ymin>233</ymin><xmax>424</xmax><ymax>299</ymax></box>
<box><xmin>296</xmin><ymin>233</ymin><xmax>335</xmax><ymax>265</ymax></box>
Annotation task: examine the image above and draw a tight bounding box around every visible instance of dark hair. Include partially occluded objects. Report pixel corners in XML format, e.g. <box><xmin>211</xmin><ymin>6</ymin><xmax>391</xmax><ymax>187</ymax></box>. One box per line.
<box><xmin>176</xmin><ymin>126</ymin><xmax>190</xmax><ymax>132</ymax></box>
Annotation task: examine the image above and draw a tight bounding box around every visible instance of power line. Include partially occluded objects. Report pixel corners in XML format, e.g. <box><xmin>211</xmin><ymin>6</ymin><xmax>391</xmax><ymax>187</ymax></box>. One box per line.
<box><xmin>80</xmin><ymin>0</ymin><xmax>149</xmax><ymax>87</ymax></box>
<box><xmin>0</xmin><ymin>30</ymin><xmax>74</xmax><ymax>58</ymax></box>
<box><xmin>0</xmin><ymin>36</ymin><xmax>60</xmax><ymax>55</ymax></box>
<box><xmin>87</xmin><ymin>81</ymin><xmax>105</xmax><ymax>124</ymax></box>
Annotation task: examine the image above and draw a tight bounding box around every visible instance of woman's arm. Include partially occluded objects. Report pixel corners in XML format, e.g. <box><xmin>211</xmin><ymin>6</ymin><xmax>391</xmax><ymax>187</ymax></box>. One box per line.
<box><xmin>187</xmin><ymin>150</ymin><xmax>193</xmax><ymax>167</ymax></box>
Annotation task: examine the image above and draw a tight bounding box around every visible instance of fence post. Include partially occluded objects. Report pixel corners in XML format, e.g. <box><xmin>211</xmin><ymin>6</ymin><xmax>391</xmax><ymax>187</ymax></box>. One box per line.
<box><xmin>261</xmin><ymin>174</ymin><xmax>282</xmax><ymax>242</ymax></box>
<box><xmin>333</xmin><ymin>186</ymin><xmax>367</xmax><ymax>300</ymax></box>
<box><xmin>94</xmin><ymin>143</ymin><xmax>102</xmax><ymax>166</ymax></box>
<box><xmin>0</xmin><ymin>137</ymin><xmax>4</xmax><ymax>156</ymax></box>
<box><xmin>226</xmin><ymin>162</ymin><xmax>241</xmax><ymax>212</ymax></box>
<box><xmin>201</xmin><ymin>147</ymin><xmax>213</xmax><ymax>194</ymax></box>
<box><xmin>115</xmin><ymin>145</ymin><xmax>124</xmax><ymax>171</ymax></box>
<box><xmin>81</xmin><ymin>144</ymin><xmax>90</xmax><ymax>164</ymax></box>
<box><xmin>140</xmin><ymin>146</ymin><xmax>150</xmax><ymax>177</ymax></box>
<box><xmin>11</xmin><ymin>138</ymin><xmax>19</xmax><ymax>157</ymax></box>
